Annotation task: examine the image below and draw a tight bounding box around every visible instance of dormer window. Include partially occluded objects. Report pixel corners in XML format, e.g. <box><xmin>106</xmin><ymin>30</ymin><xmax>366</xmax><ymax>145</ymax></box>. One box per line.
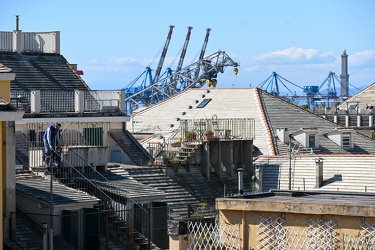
<box><xmin>291</xmin><ymin>127</ymin><xmax>320</xmax><ymax>149</ymax></box>
<box><xmin>327</xmin><ymin>128</ymin><xmax>354</xmax><ymax>149</ymax></box>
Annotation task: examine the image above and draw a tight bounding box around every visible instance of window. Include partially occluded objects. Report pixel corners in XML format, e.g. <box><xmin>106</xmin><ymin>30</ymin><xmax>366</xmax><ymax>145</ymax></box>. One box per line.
<box><xmin>83</xmin><ymin>127</ymin><xmax>103</xmax><ymax>146</ymax></box>
<box><xmin>308</xmin><ymin>134</ymin><xmax>315</xmax><ymax>148</ymax></box>
<box><xmin>342</xmin><ymin>133</ymin><xmax>351</xmax><ymax>148</ymax></box>
<box><xmin>197</xmin><ymin>98</ymin><xmax>212</xmax><ymax>108</ymax></box>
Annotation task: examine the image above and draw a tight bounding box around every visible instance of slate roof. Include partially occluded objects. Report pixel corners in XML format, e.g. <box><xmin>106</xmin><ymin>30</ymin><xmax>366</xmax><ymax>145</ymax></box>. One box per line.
<box><xmin>258</xmin><ymin>89</ymin><xmax>375</xmax><ymax>155</ymax></box>
<box><xmin>0</xmin><ymin>52</ymin><xmax>90</xmax><ymax>92</ymax></box>
<box><xmin>99</xmin><ymin>164</ymin><xmax>166</xmax><ymax>203</ymax></box>
<box><xmin>16</xmin><ymin>177</ymin><xmax>100</xmax><ymax>205</ymax></box>
<box><xmin>121</xmin><ymin>165</ymin><xmax>251</xmax><ymax>220</ymax></box>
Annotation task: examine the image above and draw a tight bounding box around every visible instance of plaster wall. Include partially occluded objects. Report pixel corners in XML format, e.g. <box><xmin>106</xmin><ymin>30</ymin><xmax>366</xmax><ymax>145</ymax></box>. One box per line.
<box><xmin>17</xmin><ymin>193</ymin><xmax>97</xmax><ymax>236</ymax></box>
<box><xmin>108</xmin><ymin>136</ymin><xmax>134</xmax><ymax>164</ymax></box>
<box><xmin>217</xmin><ymin>198</ymin><xmax>375</xmax><ymax>249</ymax></box>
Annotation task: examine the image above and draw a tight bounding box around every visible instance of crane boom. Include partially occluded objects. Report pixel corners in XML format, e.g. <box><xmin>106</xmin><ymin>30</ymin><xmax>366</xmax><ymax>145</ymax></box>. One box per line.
<box><xmin>199</xmin><ymin>28</ymin><xmax>211</xmax><ymax>60</ymax></box>
<box><xmin>126</xmin><ymin>50</ymin><xmax>238</xmax><ymax>114</ymax></box>
<box><xmin>153</xmin><ymin>25</ymin><xmax>174</xmax><ymax>84</ymax></box>
<box><xmin>195</xmin><ymin>28</ymin><xmax>211</xmax><ymax>78</ymax></box>
<box><xmin>176</xmin><ymin>26</ymin><xmax>193</xmax><ymax>72</ymax></box>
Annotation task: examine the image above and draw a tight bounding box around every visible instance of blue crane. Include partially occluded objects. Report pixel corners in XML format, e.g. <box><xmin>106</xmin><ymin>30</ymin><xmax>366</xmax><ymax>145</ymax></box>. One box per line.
<box><xmin>125</xmin><ymin>50</ymin><xmax>239</xmax><ymax>114</ymax></box>
<box><xmin>258</xmin><ymin>72</ymin><xmax>303</xmax><ymax>97</ymax></box>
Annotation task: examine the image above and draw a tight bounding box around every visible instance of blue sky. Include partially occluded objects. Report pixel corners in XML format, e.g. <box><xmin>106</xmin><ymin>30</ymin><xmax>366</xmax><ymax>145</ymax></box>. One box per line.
<box><xmin>1</xmin><ymin>0</ymin><xmax>375</xmax><ymax>96</ymax></box>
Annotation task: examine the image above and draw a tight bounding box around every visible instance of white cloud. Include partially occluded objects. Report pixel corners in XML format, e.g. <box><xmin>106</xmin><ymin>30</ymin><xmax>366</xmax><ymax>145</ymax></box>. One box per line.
<box><xmin>349</xmin><ymin>50</ymin><xmax>375</xmax><ymax>67</ymax></box>
<box><xmin>254</xmin><ymin>47</ymin><xmax>335</xmax><ymax>65</ymax></box>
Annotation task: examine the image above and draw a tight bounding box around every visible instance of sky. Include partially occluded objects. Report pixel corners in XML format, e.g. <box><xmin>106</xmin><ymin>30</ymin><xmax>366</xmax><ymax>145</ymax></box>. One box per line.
<box><xmin>1</xmin><ymin>0</ymin><xmax>375</xmax><ymax>96</ymax></box>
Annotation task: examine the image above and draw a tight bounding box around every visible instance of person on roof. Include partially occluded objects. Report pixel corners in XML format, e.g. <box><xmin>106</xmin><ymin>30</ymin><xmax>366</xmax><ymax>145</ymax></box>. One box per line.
<box><xmin>43</xmin><ymin>123</ymin><xmax>61</xmax><ymax>169</ymax></box>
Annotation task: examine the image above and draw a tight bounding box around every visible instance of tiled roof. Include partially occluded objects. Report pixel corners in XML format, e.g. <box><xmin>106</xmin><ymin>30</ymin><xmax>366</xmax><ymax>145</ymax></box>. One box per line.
<box><xmin>131</xmin><ymin>87</ymin><xmax>375</xmax><ymax>156</ymax></box>
<box><xmin>0</xmin><ymin>52</ymin><xmax>90</xmax><ymax>92</ymax></box>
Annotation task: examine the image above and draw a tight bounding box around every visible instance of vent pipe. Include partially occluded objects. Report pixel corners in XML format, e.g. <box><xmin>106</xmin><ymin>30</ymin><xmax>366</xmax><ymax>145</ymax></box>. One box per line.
<box><xmin>16</xmin><ymin>15</ymin><xmax>19</xmax><ymax>30</ymax></box>
<box><xmin>237</xmin><ymin>168</ymin><xmax>244</xmax><ymax>195</ymax></box>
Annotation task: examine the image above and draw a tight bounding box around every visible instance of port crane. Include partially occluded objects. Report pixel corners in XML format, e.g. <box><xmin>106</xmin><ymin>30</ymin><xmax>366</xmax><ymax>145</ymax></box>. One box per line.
<box><xmin>258</xmin><ymin>71</ymin><xmax>362</xmax><ymax>108</ymax></box>
<box><xmin>124</xmin><ymin>26</ymin><xmax>221</xmax><ymax>114</ymax></box>
<box><xmin>124</xmin><ymin>25</ymin><xmax>175</xmax><ymax>99</ymax></box>
<box><xmin>258</xmin><ymin>71</ymin><xmax>303</xmax><ymax>97</ymax></box>
<box><xmin>125</xmin><ymin>50</ymin><xmax>239</xmax><ymax>114</ymax></box>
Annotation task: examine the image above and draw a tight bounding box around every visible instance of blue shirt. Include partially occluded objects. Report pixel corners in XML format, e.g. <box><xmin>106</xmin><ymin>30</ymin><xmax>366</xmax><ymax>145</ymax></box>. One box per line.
<box><xmin>43</xmin><ymin>124</ymin><xmax>60</xmax><ymax>147</ymax></box>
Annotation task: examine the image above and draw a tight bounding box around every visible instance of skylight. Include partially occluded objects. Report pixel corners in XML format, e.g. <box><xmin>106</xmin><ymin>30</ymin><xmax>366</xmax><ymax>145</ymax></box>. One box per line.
<box><xmin>197</xmin><ymin>98</ymin><xmax>212</xmax><ymax>108</ymax></box>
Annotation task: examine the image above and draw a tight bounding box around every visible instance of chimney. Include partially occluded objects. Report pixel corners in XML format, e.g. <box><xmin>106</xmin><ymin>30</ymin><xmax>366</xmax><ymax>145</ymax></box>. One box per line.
<box><xmin>277</xmin><ymin>128</ymin><xmax>289</xmax><ymax>143</ymax></box>
<box><xmin>13</xmin><ymin>15</ymin><xmax>22</xmax><ymax>53</ymax></box>
<box><xmin>315</xmin><ymin>158</ymin><xmax>323</xmax><ymax>188</ymax></box>
<box><xmin>16</xmin><ymin>15</ymin><xmax>20</xmax><ymax>30</ymax></box>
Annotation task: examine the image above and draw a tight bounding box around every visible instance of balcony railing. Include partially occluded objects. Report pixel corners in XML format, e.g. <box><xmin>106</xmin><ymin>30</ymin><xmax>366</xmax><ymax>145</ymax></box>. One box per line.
<box><xmin>0</xmin><ymin>31</ymin><xmax>60</xmax><ymax>53</ymax></box>
<box><xmin>10</xmin><ymin>90</ymin><xmax>125</xmax><ymax>116</ymax></box>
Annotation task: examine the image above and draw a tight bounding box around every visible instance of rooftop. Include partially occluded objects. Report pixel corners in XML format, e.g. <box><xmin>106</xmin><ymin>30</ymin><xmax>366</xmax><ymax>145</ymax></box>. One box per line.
<box><xmin>216</xmin><ymin>190</ymin><xmax>375</xmax><ymax>217</ymax></box>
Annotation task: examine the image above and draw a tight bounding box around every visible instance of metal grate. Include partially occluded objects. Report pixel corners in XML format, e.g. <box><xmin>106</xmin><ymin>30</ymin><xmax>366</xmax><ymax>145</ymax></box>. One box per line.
<box><xmin>257</xmin><ymin>216</ymin><xmax>287</xmax><ymax>250</ymax></box>
<box><xmin>40</xmin><ymin>91</ymin><xmax>75</xmax><ymax>112</ymax></box>
<box><xmin>256</xmin><ymin>216</ymin><xmax>338</xmax><ymax>249</ymax></box>
<box><xmin>305</xmin><ymin>219</ymin><xmax>338</xmax><ymax>249</ymax></box>
<box><xmin>187</xmin><ymin>220</ymin><xmax>240</xmax><ymax>250</ymax></box>
<box><xmin>344</xmin><ymin>221</ymin><xmax>375</xmax><ymax>249</ymax></box>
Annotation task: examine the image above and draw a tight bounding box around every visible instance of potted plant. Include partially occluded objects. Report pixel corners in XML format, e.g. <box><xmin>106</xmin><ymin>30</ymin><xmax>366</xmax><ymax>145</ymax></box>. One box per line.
<box><xmin>204</xmin><ymin>129</ymin><xmax>214</xmax><ymax>141</ymax></box>
<box><xmin>171</xmin><ymin>138</ymin><xmax>182</xmax><ymax>147</ymax></box>
<box><xmin>185</xmin><ymin>131</ymin><xmax>197</xmax><ymax>141</ymax></box>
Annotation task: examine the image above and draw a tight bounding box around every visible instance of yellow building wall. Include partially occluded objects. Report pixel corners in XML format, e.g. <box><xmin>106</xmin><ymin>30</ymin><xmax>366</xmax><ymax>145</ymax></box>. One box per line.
<box><xmin>218</xmin><ymin>209</ymin><xmax>375</xmax><ymax>249</ymax></box>
<box><xmin>0</xmin><ymin>80</ymin><xmax>10</xmax><ymax>98</ymax></box>
<box><xmin>0</xmin><ymin>79</ymin><xmax>11</xmax><ymax>249</ymax></box>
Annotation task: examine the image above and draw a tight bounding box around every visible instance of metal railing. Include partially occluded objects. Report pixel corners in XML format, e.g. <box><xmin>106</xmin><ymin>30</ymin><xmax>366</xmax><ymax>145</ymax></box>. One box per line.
<box><xmin>158</xmin><ymin>118</ymin><xmax>255</xmax><ymax>163</ymax></box>
<box><xmin>9</xmin><ymin>90</ymin><xmax>124</xmax><ymax>115</ymax></box>
<box><xmin>56</xmin><ymin>149</ymin><xmax>158</xmax><ymax>248</ymax></box>
<box><xmin>64</xmin><ymin>149</ymin><xmax>128</xmax><ymax>204</ymax></box>
<box><xmin>179</xmin><ymin>117</ymin><xmax>255</xmax><ymax>141</ymax></box>
<box><xmin>10</xmin><ymin>206</ymin><xmax>168</xmax><ymax>249</ymax></box>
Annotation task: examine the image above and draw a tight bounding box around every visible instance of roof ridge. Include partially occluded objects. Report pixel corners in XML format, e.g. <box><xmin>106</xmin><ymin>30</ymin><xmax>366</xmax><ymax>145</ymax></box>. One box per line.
<box><xmin>255</xmin><ymin>88</ymin><xmax>277</xmax><ymax>156</ymax></box>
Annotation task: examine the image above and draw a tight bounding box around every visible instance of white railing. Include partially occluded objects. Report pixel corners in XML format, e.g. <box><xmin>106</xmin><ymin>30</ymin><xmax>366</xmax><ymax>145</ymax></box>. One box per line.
<box><xmin>10</xmin><ymin>90</ymin><xmax>124</xmax><ymax>115</ymax></box>
<box><xmin>22</xmin><ymin>32</ymin><xmax>60</xmax><ymax>53</ymax></box>
<box><xmin>0</xmin><ymin>31</ymin><xmax>60</xmax><ymax>53</ymax></box>
<box><xmin>0</xmin><ymin>32</ymin><xmax>13</xmax><ymax>51</ymax></box>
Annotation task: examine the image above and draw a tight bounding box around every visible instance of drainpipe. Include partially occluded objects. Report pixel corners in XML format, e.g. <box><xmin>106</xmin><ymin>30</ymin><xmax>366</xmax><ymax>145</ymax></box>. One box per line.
<box><xmin>315</xmin><ymin>158</ymin><xmax>323</xmax><ymax>188</ymax></box>
<box><xmin>42</xmin><ymin>223</ymin><xmax>48</xmax><ymax>250</ymax></box>
<box><xmin>255</xmin><ymin>166</ymin><xmax>263</xmax><ymax>192</ymax></box>
<box><xmin>237</xmin><ymin>168</ymin><xmax>244</xmax><ymax>195</ymax></box>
